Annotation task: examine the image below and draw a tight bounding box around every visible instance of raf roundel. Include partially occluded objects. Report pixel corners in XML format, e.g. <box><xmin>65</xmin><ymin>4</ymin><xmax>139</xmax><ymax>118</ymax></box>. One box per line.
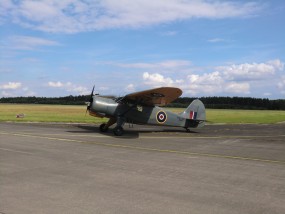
<box><xmin>156</xmin><ymin>111</ymin><xmax>167</xmax><ymax>124</ymax></box>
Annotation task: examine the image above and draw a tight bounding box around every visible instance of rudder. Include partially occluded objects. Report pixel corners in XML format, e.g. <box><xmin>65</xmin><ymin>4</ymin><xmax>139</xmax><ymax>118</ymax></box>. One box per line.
<box><xmin>180</xmin><ymin>99</ymin><xmax>206</xmax><ymax>127</ymax></box>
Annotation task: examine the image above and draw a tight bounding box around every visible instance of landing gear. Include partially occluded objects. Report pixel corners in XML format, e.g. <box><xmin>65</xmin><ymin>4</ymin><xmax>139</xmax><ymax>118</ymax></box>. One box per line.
<box><xmin>113</xmin><ymin>116</ymin><xmax>125</xmax><ymax>136</ymax></box>
<box><xmin>99</xmin><ymin>118</ymin><xmax>117</xmax><ymax>133</ymax></box>
<box><xmin>98</xmin><ymin>117</ymin><xmax>125</xmax><ymax>136</ymax></box>
<box><xmin>113</xmin><ymin>126</ymin><xmax>124</xmax><ymax>136</ymax></box>
<box><xmin>99</xmin><ymin>123</ymin><xmax>108</xmax><ymax>132</ymax></box>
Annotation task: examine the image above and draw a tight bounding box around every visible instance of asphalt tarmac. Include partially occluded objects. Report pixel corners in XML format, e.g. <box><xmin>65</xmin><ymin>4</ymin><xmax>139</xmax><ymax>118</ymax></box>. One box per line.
<box><xmin>1</xmin><ymin>122</ymin><xmax>285</xmax><ymax>214</ymax></box>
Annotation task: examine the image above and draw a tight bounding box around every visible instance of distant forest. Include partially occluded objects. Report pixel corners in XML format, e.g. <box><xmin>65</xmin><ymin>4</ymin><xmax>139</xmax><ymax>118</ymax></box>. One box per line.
<box><xmin>0</xmin><ymin>95</ymin><xmax>285</xmax><ymax>110</ymax></box>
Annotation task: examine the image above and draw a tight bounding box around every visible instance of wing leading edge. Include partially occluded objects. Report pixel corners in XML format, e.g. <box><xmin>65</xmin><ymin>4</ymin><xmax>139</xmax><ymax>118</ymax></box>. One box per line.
<box><xmin>121</xmin><ymin>87</ymin><xmax>182</xmax><ymax>106</ymax></box>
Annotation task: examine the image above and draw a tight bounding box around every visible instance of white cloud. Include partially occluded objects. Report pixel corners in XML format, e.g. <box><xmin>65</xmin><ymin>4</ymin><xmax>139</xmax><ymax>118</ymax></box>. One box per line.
<box><xmin>278</xmin><ymin>76</ymin><xmax>285</xmax><ymax>89</ymax></box>
<box><xmin>143</xmin><ymin>72</ymin><xmax>174</xmax><ymax>86</ymax></box>
<box><xmin>278</xmin><ymin>76</ymin><xmax>285</xmax><ymax>95</ymax></box>
<box><xmin>0</xmin><ymin>82</ymin><xmax>22</xmax><ymax>89</ymax></box>
<box><xmin>207</xmin><ymin>38</ymin><xmax>226</xmax><ymax>43</ymax></box>
<box><xmin>188</xmin><ymin>71</ymin><xmax>223</xmax><ymax>84</ymax></box>
<box><xmin>140</xmin><ymin>59</ymin><xmax>284</xmax><ymax>96</ymax></box>
<box><xmin>6</xmin><ymin>35</ymin><xmax>59</xmax><ymax>50</ymax></box>
<box><xmin>48</xmin><ymin>81</ymin><xmax>63</xmax><ymax>88</ymax></box>
<box><xmin>161</xmin><ymin>31</ymin><xmax>178</xmax><ymax>36</ymax></box>
<box><xmin>0</xmin><ymin>0</ymin><xmax>261</xmax><ymax>33</ymax></box>
<box><xmin>99</xmin><ymin>86</ymin><xmax>109</xmax><ymax>91</ymax></box>
<box><xmin>47</xmin><ymin>81</ymin><xmax>88</xmax><ymax>95</ymax></box>
<box><xmin>117</xmin><ymin>60</ymin><xmax>191</xmax><ymax>70</ymax></box>
<box><xmin>185</xmin><ymin>72</ymin><xmax>225</xmax><ymax>95</ymax></box>
<box><xmin>263</xmin><ymin>92</ymin><xmax>272</xmax><ymax>97</ymax></box>
<box><xmin>0</xmin><ymin>0</ymin><xmax>14</xmax><ymax>24</ymax></box>
<box><xmin>70</xmin><ymin>86</ymin><xmax>89</xmax><ymax>95</ymax></box>
<box><xmin>1</xmin><ymin>91</ymin><xmax>11</xmax><ymax>97</ymax></box>
<box><xmin>218</xmin><ymin>59</ymin><xmax>284</xmax><ymax>81</ymax></box>
<box><xmin>125</xmin><ymin>84</ymin><xmax>135</xmax><ymax>92</ymax></box>
<box><xmin>0</xmin><ymin>82</ymin><xmax>36</xmax><ymax>97</ymax></box>
<box><xmin>21</xmin><ymin>87</ymin><xmax>36</xmax><ymax>96</ymax></box>
<box><xmin>225</xmin><ymin>82</ymin><xmax>250</xmax><ymax>94</ymax></box>
<box><xmin>143</xmin><ymin>71</ymin><xmax>251</xmax><ymax>96</ymax></box>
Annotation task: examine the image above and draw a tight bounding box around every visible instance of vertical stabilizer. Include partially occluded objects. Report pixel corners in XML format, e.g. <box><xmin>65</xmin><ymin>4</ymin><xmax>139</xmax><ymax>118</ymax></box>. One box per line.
<box><xmin>180</xmin><ymin>99</ymin><xmax>206</xmax><ymax>127</ymax></box>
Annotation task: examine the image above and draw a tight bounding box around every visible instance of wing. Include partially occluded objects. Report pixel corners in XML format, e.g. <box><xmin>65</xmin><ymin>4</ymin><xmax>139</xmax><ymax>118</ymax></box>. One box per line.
<box><xmin>121</xmin><ymin>87</ymin><xmax>182</xmax><ymax>106</ymax></box>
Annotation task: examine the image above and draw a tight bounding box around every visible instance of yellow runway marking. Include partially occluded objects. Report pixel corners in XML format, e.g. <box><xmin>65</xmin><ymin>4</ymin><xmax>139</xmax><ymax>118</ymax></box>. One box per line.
<box><xmin>0</xmin><ymin>147</ymin><xmax>33</xmax><ymax>155</ymax></box>
<box><xmin>1</xmin><ymin>131</ymin><xmax>285</xmax><ymax>165</ymax></box>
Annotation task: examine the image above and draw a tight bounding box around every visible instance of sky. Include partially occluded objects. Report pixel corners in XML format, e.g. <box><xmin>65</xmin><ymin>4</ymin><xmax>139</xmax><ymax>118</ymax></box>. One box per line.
<box><xmin>0</xmin><ymin>0</ymin><xmax>285</xmax><ymax>99</ymax></box>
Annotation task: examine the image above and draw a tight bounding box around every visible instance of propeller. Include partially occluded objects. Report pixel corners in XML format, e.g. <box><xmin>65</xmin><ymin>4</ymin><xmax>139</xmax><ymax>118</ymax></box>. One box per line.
<box><xmin>85</xmin><ymin>85</ymin><xmax>95</xmax><ymax>116</ymax></box>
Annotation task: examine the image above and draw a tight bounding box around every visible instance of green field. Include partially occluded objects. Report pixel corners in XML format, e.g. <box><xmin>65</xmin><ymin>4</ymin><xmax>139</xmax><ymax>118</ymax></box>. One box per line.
<box><xmin>1</xmin><ymin>104</ymin><xmax>285</xmax><ymax>124</ymax></box>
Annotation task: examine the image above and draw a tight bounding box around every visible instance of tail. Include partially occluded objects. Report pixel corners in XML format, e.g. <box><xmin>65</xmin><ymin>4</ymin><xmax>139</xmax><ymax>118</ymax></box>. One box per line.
<box><xmin>180</xmin><ymin>99</ymin><xmax>206</xmax><ymax>128</ymax></box>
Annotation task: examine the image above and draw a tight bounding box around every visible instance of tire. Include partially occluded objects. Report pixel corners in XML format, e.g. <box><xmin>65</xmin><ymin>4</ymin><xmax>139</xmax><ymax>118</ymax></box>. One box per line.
<box><xmin>99</xmin><ymin>123</ymin><xmax>108</xmax><ymax>132</ymax></box>
<box><xmin>113</xmin><ymin>127</ymin><xmax>124</xmax><ymax>136</ymax></box>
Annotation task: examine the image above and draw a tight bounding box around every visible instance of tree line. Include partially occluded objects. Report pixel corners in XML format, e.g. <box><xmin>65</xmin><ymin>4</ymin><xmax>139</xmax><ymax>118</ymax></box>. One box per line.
<box><xmin>0</xmin><ymin>95</ymin><xmax>88</xmax><ymax>105</ymax></box>
<box><xmin>168</xmin><ymin>97</ymin><xmax>285</xmax><ymax>110</ymax></box>
<box><xmin>0</xmin><ymin>95</ymin><xmax>285</xmax><ymax>110</ymax></box>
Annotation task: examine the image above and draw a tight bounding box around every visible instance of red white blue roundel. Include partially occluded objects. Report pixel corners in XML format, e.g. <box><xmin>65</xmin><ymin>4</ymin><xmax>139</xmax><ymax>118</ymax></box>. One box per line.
<box><xmin>156</xmin><ymin>111</ymin><xmax>167</xmax><ymax>124</ymax></box>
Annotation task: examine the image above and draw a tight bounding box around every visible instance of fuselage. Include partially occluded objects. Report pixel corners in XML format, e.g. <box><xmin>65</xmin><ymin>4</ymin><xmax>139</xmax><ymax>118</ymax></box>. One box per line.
<box><xmin>89</xmin><ymin>95</ymin><xmax>199</xmax><ymax>128</ymax></box>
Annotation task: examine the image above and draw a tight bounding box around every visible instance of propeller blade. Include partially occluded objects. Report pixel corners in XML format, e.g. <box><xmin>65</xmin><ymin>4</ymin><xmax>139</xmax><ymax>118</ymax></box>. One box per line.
<box><xmin>91</xmin><ymin>85</ymin><xmax>95</xmax><ymax>98</ymax></box>
<box><xmin>86</xmin><ymin>85</ymin><xmax>95</xmax><ymax>112</ymax></box>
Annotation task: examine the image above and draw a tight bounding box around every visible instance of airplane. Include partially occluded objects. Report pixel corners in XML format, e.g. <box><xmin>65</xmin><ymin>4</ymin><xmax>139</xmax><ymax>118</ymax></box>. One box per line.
<box><xmin>86</xmin><ymin>86</ymin><xmax>206</xmax><ymax>136</ymax></box>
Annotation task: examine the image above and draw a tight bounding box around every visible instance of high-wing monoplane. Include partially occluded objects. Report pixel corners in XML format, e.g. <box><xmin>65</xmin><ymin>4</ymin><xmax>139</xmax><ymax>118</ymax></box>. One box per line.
<box><xmin>86</xmin><ymin>87</ymin><xmax>206</xmax><ymax>136</ymax></box>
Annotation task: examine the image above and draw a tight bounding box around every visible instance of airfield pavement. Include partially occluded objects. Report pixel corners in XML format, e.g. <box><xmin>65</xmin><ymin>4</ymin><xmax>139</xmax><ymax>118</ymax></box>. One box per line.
<box><xmin>0</xmin><ymin>122</ymin><xmax>285</xmax><ymax>214</ymax></box>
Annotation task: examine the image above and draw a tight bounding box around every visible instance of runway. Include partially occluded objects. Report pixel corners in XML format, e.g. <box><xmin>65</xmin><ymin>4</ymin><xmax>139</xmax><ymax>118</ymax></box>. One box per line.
<box><xmin>1</xmin><ymin>122</ymin><xmax>285</xmax><ymax>214</ymax></box>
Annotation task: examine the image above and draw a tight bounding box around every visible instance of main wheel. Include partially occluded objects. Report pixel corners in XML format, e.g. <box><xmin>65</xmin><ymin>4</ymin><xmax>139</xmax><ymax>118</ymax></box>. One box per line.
<box><xmin>113</xmin><ymin>127</ymin><xmax>124</xmax><ymax>136</ymax></box>
<box><xmin>99</xmin><ymin>123</ymin><xmax>108</xmax><ymax>132</ymax></box>
<box><xmin>185</xmin><ymin>127</ymin><xmax>191</xmax><ymax>133</ymax></box>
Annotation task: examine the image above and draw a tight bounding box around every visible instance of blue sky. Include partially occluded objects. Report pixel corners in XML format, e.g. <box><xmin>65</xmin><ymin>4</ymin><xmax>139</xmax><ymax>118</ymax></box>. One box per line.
<box><xmin>0</xmin><ymin>0</ymin><xmax>285</xmax><ymax>98</ymax></box>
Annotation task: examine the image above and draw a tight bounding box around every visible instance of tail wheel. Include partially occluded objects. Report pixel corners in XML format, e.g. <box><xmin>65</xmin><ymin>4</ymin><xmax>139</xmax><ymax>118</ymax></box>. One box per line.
<box><xmin>113</xmin><ymin>127</ymin><xmax>124</xmax><ymax>136</ymax></box>
<box><xmin>99</xmin><ymin>123</ymin><xmax>108</xmax><ymax>132</ymax></box>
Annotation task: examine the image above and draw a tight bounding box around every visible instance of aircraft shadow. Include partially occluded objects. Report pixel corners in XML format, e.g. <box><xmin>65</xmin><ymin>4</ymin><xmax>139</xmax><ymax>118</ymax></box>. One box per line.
<box><xmin>69</xmin><ymin>125</ymin><xmax>139</xmax><ymax>139</ymax></box>
<box><xmin>68</xmin><ymin>124</ymin><xmax>198</xmax><ymax>139</ymax></box>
